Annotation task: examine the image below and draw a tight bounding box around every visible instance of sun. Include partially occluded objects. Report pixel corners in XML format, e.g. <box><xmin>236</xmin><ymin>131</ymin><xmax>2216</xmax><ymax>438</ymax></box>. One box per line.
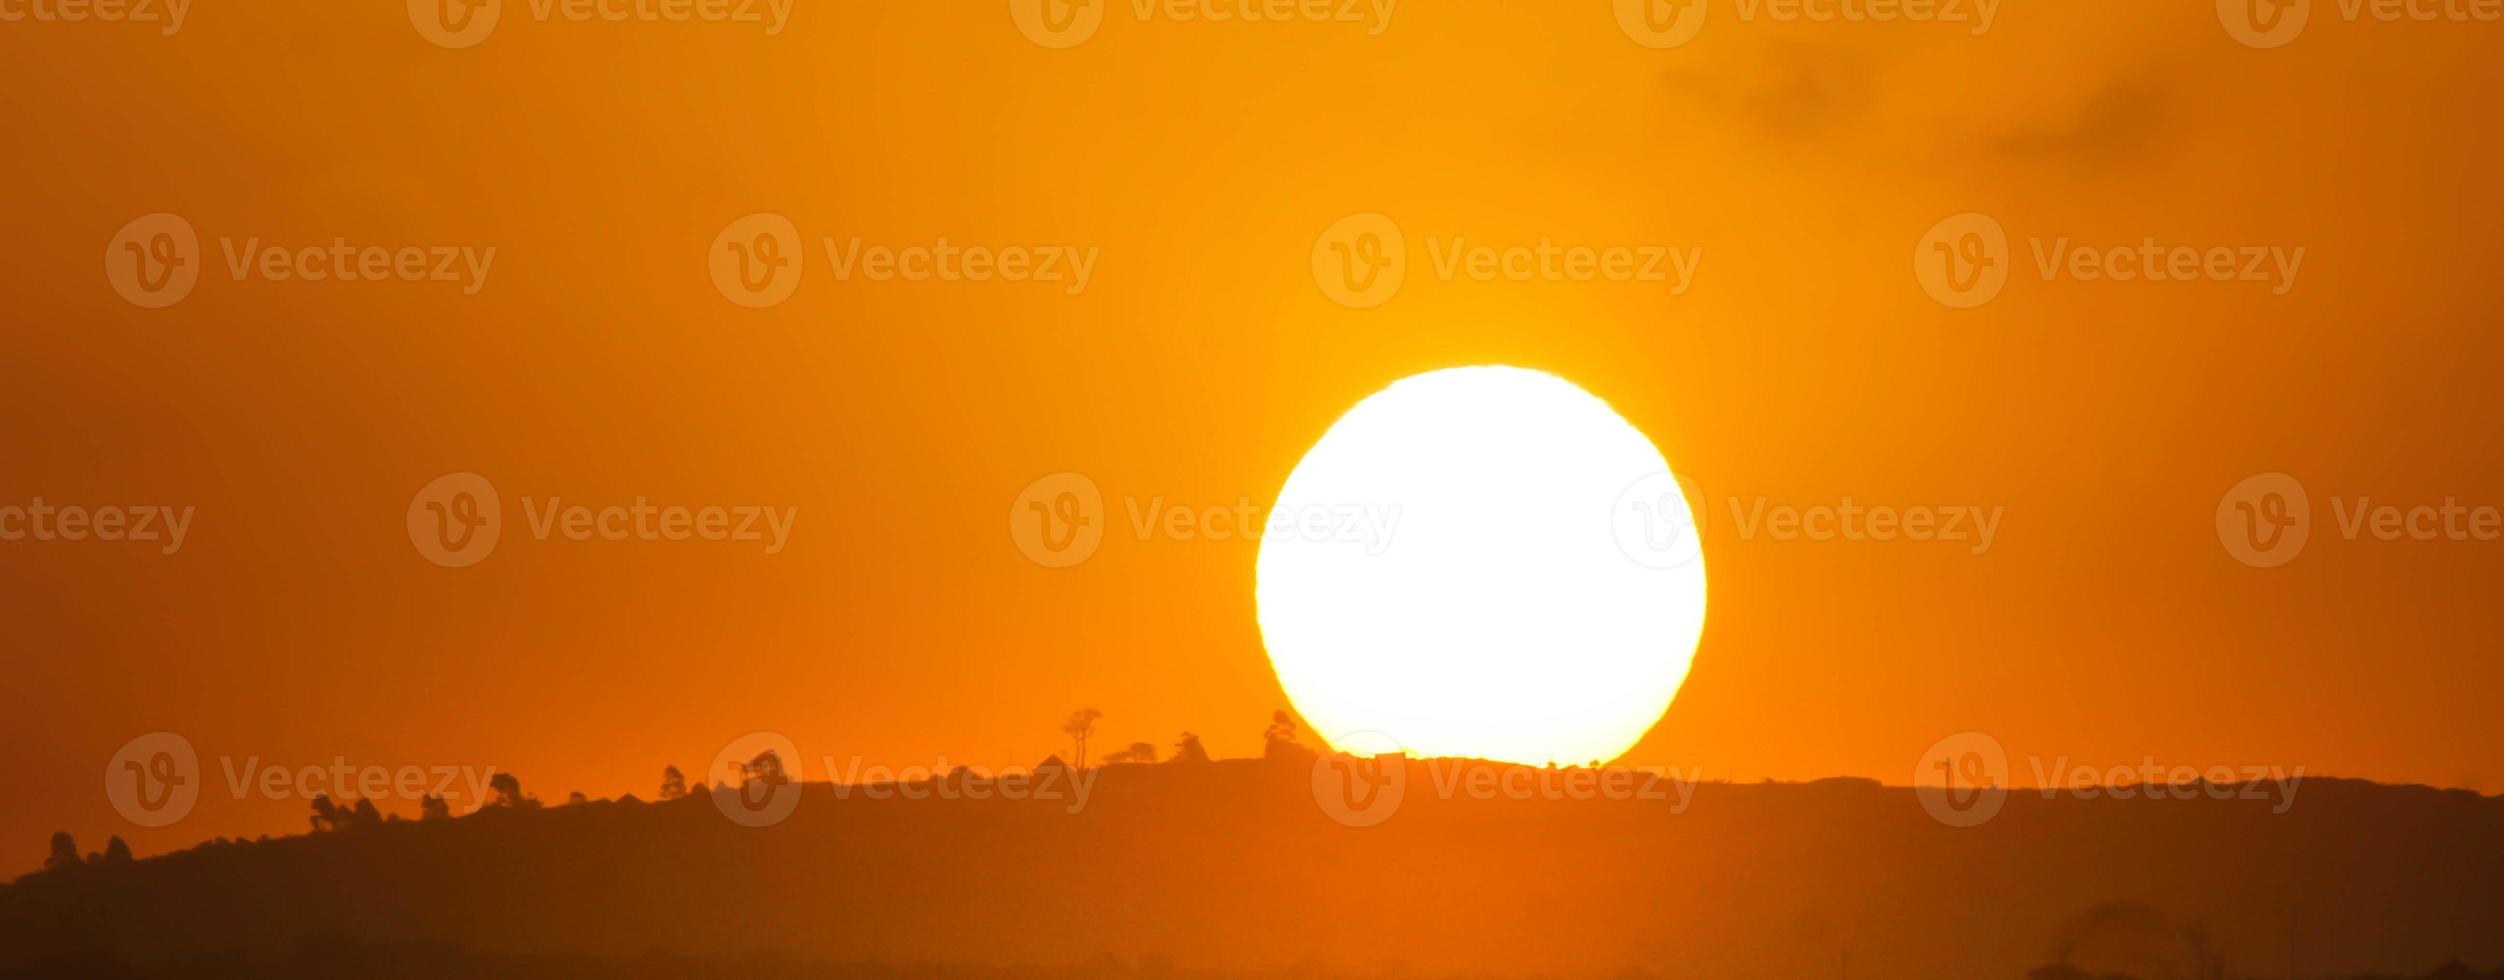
<box><xmin>1255</xmin><ymin>366</ymin><xmax>1707</xmax><ymax>766</ymax></box>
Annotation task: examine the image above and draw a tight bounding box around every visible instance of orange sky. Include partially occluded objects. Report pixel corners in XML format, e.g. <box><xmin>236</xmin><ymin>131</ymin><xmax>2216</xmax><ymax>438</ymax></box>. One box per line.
<box><xmin>4</xmin><ymin>2</ymin><xmax>2501</xmax><ymax>876</ymax></box>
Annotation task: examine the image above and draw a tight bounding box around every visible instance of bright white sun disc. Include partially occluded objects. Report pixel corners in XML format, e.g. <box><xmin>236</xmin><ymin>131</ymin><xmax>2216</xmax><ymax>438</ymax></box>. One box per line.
<box><xmin>1255</xmin><ymin>366</ymin><xmax>1707</xmax><ymax>766</ymax></box>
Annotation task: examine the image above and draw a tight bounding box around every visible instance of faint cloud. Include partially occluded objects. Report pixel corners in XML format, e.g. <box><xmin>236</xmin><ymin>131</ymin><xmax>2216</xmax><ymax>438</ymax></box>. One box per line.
<box><xmin>1987</xmin><ymin>76</ymin><xmax>2179</xmax><ymax>173</ymax></box>
<box><xmin>1656</xmin><ymin>42</ymin><xmax>1877</xmax><ymax>140</ymax></box>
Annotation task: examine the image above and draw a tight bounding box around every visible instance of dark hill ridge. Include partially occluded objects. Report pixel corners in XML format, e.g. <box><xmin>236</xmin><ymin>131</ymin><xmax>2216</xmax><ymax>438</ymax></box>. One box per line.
<box><xmin>4</xmin><ymin>759</ymin><xmax>2498</xmax><ymax>979</ymax></box>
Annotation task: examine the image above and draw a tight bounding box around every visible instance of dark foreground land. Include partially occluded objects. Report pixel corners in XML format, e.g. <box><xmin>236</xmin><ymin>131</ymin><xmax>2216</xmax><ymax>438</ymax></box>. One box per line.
<box><xmin>5</xmin><ymin>758</ymin><xmax>2498</xmax><ymax>979</ymax></box>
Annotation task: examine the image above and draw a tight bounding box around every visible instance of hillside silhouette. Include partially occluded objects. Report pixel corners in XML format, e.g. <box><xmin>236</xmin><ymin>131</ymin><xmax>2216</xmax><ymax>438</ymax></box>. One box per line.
<box><xmin>5</xmin><ymin>756</ymin><xmax>2499</xmax><ymax>979</ymax></box>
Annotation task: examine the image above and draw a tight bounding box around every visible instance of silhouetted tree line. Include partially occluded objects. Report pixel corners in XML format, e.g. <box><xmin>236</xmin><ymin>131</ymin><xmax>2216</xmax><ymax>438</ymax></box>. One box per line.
<box><xmin>38</xmin><ymin>709</ymin><xmax>1322</xmax><ymax>877</ymax></box>
<box><xmin>39</xmin><ymin>832</ymin><xmax>133</xmax><ymax>873</ymax></box>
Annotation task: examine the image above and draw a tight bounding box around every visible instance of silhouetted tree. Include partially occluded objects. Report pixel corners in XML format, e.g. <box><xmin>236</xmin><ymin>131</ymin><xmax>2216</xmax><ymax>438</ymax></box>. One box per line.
<box><xmin>309</xmin><ymin>794</ymin><xmax>345</xmax><ymax>832</ymax></box>
<box><xmin>486</xmin><ymin>772</ymin><xmax>541</xmax><ymax>809</ymax></box>
<box><xmin>1171</xmin><ymin>732</ymin><xmax>1210</xmax><ymax>764</ymax></box>
<box><xmin>567</xmin><ymin>791</ymin><xmax>589</xmax><ymax>806</ymax></box>
<box><xmin>738</xmin><ymin>751</ymin><xmax>789</xmax><ymax>788</ymax></box>
<box><xmin>1063</xmin><ymin>708</ymin><xmax>1103</xmax><ymax>769</ymax></box>
<box><xmin>102</xmin><ymin>836</ymin><xmax>133</xmax><ymax>864</ymax></box>
<box><xmin>1101</xmin><ymin>741</ymin><xmax>1159</xmax><ymax>765</ymax></box>
<box><xmin>350</xmin><ymin>798</ymin><xmax>383</xmax><ymax>828</ymax></box>
<box><xmin>1262</xmin><ymin>710</ymin><xmax>1315</xmax><ymax>762</ymax></box>
<box><xmin>43</xmin><ymin>832</ymin><xmax>79</xmax><ymax>872</ymax></box>
<box><xmin>659</xmin><ymin>765</ymin><xmax>688</xmax><ymax>801</ymax></box>
<box><xmin>419</xmin><ymin>794</ymin><xmax>451</xmax><ymax>821</ymax></box>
